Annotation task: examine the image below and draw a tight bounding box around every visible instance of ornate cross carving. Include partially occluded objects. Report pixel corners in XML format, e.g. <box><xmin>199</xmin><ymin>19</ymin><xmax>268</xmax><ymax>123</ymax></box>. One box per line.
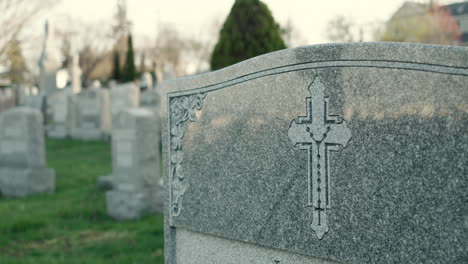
<box><xmin>288</xmin><ymin>76</ymin><xmax>352</xmax><ymax>239</ymax></box>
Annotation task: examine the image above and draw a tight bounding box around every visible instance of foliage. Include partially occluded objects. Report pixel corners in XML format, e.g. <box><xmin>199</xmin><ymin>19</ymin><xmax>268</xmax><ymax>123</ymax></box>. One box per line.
<box><xmin>0</xmin><ymin>139</ymin><xmax>164</xmax><ymax>264</ymax></box>
<box><xmin>5</xmin><ymin>36</ymin><xmax>28</xmax><ymax>84</ymax></box>
<box><xmin>67</xmin><ymin>19</ymin><xmax>114</xmax><ymax>83</ymax></box>
<box><xmin>210</xmin><ymin>0</ymin><xmax>286</xmax><ymax>70</ymax></box>
<box><xmin>0</xmin><ymin>0</ymin><xmax>58</xmax><ymax>65</ymax></box>
<box><xmin>122</xmin><ymin>34</ymin><xmax>137</xmax><ymax>82</ymax></box>
<box><xmin>378</xmin><ymin>2</ymin><xmax>461</xmax><ymax>45</ymax></box>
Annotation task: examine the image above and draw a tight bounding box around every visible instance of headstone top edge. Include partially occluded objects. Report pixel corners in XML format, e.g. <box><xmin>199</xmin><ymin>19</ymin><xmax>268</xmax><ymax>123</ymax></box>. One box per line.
<box><xmin>158</xmin><ymin>42</ymin><xmax>467</xmax><ymax>96</ymax></box>
<box><xmin>4</xmin><ymin>106</ymin><xmax>41</xmax><ymax>116</ymax></box>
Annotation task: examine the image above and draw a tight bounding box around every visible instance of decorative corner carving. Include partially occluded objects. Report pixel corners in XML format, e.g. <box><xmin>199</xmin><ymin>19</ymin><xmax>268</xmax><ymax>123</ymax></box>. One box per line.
<box><xmin>169</xmin><ymin>93</ymin><xmax>206</xmax><ymax>221</ymax></box>
<box><xmin>288</xmin><ymin>76</ymin><xmax>352</xmax><ymax>239</ymax></box>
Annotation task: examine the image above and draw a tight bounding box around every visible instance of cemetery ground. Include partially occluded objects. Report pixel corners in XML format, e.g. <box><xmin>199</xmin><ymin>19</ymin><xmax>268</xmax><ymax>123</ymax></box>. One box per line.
<box><xmin>0</xmin><ymin>139</ymin><xmax>164</xmax><ymax>263</ymax></box>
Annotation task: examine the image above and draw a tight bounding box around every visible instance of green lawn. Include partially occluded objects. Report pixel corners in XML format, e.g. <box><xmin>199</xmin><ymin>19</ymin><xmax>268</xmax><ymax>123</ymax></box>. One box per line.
<box><xmin>0</xmin><ymin>139</ymin><xmax>165</xmax><ymax>264</ymax></box>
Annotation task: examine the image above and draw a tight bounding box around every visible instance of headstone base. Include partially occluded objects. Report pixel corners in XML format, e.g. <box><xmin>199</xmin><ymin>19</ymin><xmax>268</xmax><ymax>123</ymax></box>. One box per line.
<box><xmin>70</xmin><ymin>129</ymin><xmax>105</xmax><ymax>141</ymax></box>
<box><xmin>105</xmin><ymin>184</ymin><xmax>163</xmax><ymax>220</ymax></box>
<box><xmin>48</xmin><ymin>126</ymin><xmax>68</xmax><ymax>138</ymax></box>
<box><xmin>97</xmin><ymin>175</ymin><xmax>114</xmax><ymax>191</ymax></box>
<box><xmin>175</xmin><ymin>229</ymin><xmax>337</xmax><ymax>264</ymax></box>
<box><xmin>0</xmin><ymin>168</ymin><xmax>55</xmax><ymax>197</ymax></box>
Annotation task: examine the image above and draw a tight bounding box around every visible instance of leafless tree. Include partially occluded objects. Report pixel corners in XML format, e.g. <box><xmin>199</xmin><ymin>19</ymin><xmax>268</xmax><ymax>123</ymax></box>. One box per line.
<box><xmin>0</xmin><ymin>0</ymin><xmax>59</xmax><ymax>65</ymax></box>
<box><xmin>282</xmin><ymin>19</ymin><xmax>308</xmax><ymax>48</ymax></box>
<box><xmin>145</xmin><ymin>19</ymin><xmax>222</xmax><ymax>77</ymax></box>
<box><xmin>53</xmin><ymin>16</ymin><xmax>114</xmax><ymax>83</ymax></box>
<box><xmin>325</xmin><ymin>15</ymin><xmax>356</xmax><ymax>43</ymax></box>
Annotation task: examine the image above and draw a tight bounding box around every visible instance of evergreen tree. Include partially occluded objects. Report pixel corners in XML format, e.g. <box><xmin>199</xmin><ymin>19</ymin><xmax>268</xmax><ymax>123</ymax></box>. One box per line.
<box><xmin>210</xmin><ymin>0</ymin><xmax>286</xmax><ymax>70</ymax></box>
<box><xmin>113</xmin><ymin>51</ymin><xmax>121</xmax><ymax>81</ymax></box>
<box><xmin>122</xmin><ymin>34</ymin><xmax>136</xmax><ymax>82</ymax></box>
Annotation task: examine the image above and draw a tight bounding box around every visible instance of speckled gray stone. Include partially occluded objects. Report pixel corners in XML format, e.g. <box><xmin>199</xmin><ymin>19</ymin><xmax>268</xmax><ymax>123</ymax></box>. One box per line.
<box><xmin>0</xmin><ymin>107</ymin><xmax>55</xmax><ymax>197</ymax></box>
<box><xmin>176</xmin><ymin>228</ymin><xmax>337</xmax><ymax>264</ymax></box>
<box><xmin>159</xmin><ymin>43</ymin><xmax>468</xmax><ymax>264</ymax></box>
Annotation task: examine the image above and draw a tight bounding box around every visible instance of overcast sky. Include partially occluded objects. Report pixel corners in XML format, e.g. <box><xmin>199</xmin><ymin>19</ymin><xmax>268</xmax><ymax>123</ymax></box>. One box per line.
<box><xmin>38</xmin><ymin>0</ymin><xmax>461</xmax><ymax>46</ymax></box>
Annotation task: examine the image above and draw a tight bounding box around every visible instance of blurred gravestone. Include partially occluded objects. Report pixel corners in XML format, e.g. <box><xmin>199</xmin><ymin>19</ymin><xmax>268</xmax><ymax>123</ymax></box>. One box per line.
<box><xmin>47</xmin><ymin>90</ymin><xmax>71</xmax><ymax>138</ymax></box>
<box><xmin>38</xmin><ymin>20</ymin><xmax>60</xmax><ymax>96</ymax></box>
<box><xmin>0</xmin><ymin>107</ymin><xmax>55</xmax><ymax>197</ymax></box>
<box><xmin>140</xmin><ymin>88</ymin><xmax>159</xmax><ymax>112</ymax></box>
<box><xmin>70</xmin><ymin>88</ymin><xmax>111</xmax><ymax>140</ymax></box>
<box><xmin>70</xmin><ymin>53</ymin><xmax>82</xmax><ymax>94</ymax></box>
<box><xmin>0</xmin><ymin>88</ymin><xmax>16</xmax><ymax>113</ymax></box>
<box><xmin>24</xmin><ymin>93</ymin><xmax>47</xmax><ymax>125</ymax></box>
<box><xmin>160</xmin><ymin>43</ymin><xmax>468</xmax><ymax>264</ymax></box>
<box><xmin>110</xmin><ymin>82</ymin><xmax>140</xmax><ymax>124</ymax></box>
<box><xmin>105</xmin><ymin>108</ymin><xmax>163</xmax><ymax>220</ymax></box>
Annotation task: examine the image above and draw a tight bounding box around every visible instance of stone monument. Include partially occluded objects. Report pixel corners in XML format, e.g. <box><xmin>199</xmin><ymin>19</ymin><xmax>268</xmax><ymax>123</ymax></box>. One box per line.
<box><xmin>38</xmin><ymin>20</ymin><xmax>61</xmax><ymax>96</ymax></box>
<box><xmin>0</xmin><ymin>107</ymin><xmax>55</xmax><ymax>197</ymax></box>
<box><xmin>70</xmin><ymin>87</ymin><xmax>111</xmax><ymax>140</ymax></box>
<box><xmin>110</xmin><ymin>82</ymin><xmax>140</xmax><ymax>124</ymax></box>
<box><xmin>160</xmin><ymin>43</ymin><xmax>468</xmax><ymax>264</ymax></box>
<box><xmin>46</xmin><ymin>90</ymin><xmax>71</xmax><ymax>138</ymax></box>
<box><xmin>70</xmin><ymin>53</ymin><xmax>82</xmax><ymax>94</ymax></box>
<box><xmin>105</xmin><ymin>108</ymin><xmax>162</xmax><ymax>220</ymax></box>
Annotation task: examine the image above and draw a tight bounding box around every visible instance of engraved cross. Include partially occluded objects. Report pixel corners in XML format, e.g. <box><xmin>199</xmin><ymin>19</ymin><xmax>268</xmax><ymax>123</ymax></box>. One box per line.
<box><xmin>288</xmin><ymin>76</ymin><xmax>352</xmax><ymax>239</ymax></box>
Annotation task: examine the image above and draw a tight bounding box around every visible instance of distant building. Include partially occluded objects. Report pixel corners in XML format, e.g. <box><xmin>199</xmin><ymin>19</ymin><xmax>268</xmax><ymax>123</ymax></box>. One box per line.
<box><xmin>444</xmin><ymin>1</ymin><xmax>468</xmax><ymax>45</ymax></box>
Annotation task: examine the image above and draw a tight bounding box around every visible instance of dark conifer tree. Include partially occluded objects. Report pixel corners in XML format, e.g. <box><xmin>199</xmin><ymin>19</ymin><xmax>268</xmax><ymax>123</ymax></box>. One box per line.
<box><xmin>210</xmin><ymin>0</ymin><xmax>286</xmax><ymax>70</ymax></box>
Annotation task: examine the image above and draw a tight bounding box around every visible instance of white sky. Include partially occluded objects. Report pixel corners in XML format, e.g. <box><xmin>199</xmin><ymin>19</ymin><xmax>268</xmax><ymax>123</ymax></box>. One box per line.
<box><xmin>39</xmin><ymin>0</ymin><xmax>461</xmax><ymax>46</ymax></box>
<box><xmin>19</xmin><ymin>0</ymin><xmax>460</xmax><ymax>76</ymax></box>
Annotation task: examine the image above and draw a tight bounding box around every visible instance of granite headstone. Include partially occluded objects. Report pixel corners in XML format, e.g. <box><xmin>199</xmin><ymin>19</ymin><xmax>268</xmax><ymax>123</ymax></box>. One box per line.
<box><xmin>38</xmin><ymin>20</ymin><xmax>60</xmax><ymax>96</ymax></box>
<box><xmin>105</xmin><ymin>108</ymin><xmax>162</xmax><ymax>220</ymax></box>
<box><xmin>47</xmin><ymin>90</ymin><xmax>71</xmax><ymax>138</ymax></box>
<box><xmin>110</xmin><ymin>82</ymin><xmax>140</xmax><ymax>124</ymax></box>
<box><xmin>70</xmin><ymin>87</ymin><xmax>111</xmax><ymax>140</ymax></box>
<box><xmin>0</xmin><ymin>107</ymin><xmax>55</xmax><ymax>197</ymax></box>
<box><xmin>160</xmin><ymin>43</ymin><xmax>468</xmax><ymax>264</ymax></box>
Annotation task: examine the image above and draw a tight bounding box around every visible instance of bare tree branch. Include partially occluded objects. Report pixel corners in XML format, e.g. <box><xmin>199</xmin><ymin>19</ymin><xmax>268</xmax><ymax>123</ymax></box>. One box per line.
<box><xmin>0</xmin><ymin>0</ymin><xmax>60</xmax><ymax>65</ymax></box>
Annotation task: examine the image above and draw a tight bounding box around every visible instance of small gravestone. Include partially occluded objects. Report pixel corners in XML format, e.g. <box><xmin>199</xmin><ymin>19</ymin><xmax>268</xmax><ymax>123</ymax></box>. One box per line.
<box><xmin>0</xmin><ymin>88</ymin><xmax>16</xmax><ymax>112</ymax></box>
<box><xmin>70</xmin><ymin>88</ymin><xmax>111</xmax><ymax>140</ymax></box>
<box><xmin>105</xmin><ymin>108</ymin><xmax>162</xmax><ymax>220</ymax></box>
<box><xmin>24</xmin><ymin>93</ymin><xmax>46</xmax><ymax>110</ymax></box>
<box><xmin>140</xmin><ymin>89</ymin><xmax>159</xmax><ymax>112</ymax></box>
<box><xmin>160</xmin><ymin>43</ymin><xmax>468</xmax><ymax>264</ymax></box>
<box><xmin>110</xmin><ymin>82</ymin><xmax>140</xmax><ymax>124</ymax></box>
<box><xmin>47</xmin><ymin>90</ymin><xmax>71</xmax><ymax>138</ymax></box>
<box><xmin>0</xmin><ymin>107</ymin><xmax>55</xmax><ymax>197</ymax></box>
<box><xmin>24</xmin><ymin>93</ymin><xmax>47</xmax><ymax>124</ymax></box>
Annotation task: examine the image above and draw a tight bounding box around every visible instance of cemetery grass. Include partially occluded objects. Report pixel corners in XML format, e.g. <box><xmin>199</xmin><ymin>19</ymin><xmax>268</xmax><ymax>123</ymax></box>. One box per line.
<box><xmin>0</xmin><ymin>139</ymin><xmax>164</xmax><ymax>264</ymax></box>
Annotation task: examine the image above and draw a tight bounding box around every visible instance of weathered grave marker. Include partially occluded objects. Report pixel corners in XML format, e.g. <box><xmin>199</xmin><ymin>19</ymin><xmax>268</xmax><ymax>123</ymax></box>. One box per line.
<box><xmin>0</xmin><ymin>107</ymin><xmax>55</xmax><ymax>197</ymax></box>
<box><xmin>70</xmin><ymin>88</ymin><xmax>111</xmax><ymax>140</ymax></box>
<box><xmin>105</xmin><ymin>108</ymin><xmax>163</xmax><ymax>220</ymax></box>
<box><xmin>47</xmin><ymin>90</ymin><xmax>71</xmax><ymax>138</ymax></box>
<box><xmin>110</xmin><ymin>82</ymin><xmax>140</xmax><ymax>124</ymax></box>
